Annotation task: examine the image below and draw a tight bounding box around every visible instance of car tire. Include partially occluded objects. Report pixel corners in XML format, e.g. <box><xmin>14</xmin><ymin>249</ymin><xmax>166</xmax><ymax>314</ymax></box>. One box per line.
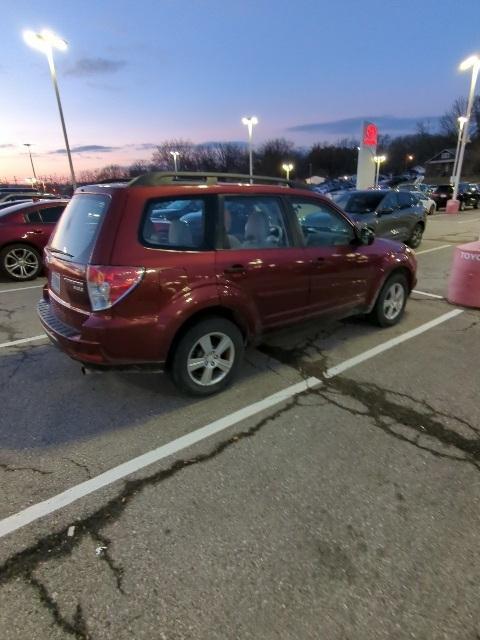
<box><xmin>171</xmin><ymin>317</ymin><xmax>244</xmax><ymax>396</ymax></box>
<box><xmin>0</xmin><ymin>244</ymin><xmax>42</xmax><ymax>281</ymax></box>
<box><xmin>369</xmin><ymin>272</ymin><xmax>409</xmax><ymax>328</ymax></box>
<box><xmin>459</xmin><ymin>200</ymin><xmax>466</xmax><ymax>211</ymax></box>
<box><xmin>428</xmin><ymin>205</ymin><xmax>435</xmax><ymax>215</ymax></box>
<box><xmin>407</xmin><ymin>223</ymin><xmax>424</xmax><ymax>249</ymax></box>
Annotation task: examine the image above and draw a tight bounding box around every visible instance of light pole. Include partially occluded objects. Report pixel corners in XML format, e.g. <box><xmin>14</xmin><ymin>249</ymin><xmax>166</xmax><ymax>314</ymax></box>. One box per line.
<box><xmin>23</xmin><ymin>29</ymin><xmax>77</xmax><ymax>190</ymax></box>
<box><xmin>373</xmin><ymin>155</ymin><xmax>386</xmax><ymax>188</ymax></box>
<box><xmin>282</xmin><ymin>163</ymin><xmax>294</xmax><ymax>181</ymax></box>
<box><xmin>241</xmin><ymin>116</ymin><xmax>258</xmax><ymax>182</ymax></box>
<box><xmin>170</xmin><ymin>150</ymin><xmax>180</xmax><ymax>173</ymax></box>
<box><xmin>452</xmin><ymin>116</ymin><xmax>468</xmax><ymax>184</ymax></box>
<box><xmin>23</xmin><ymin>143</ymin><xmax>37</xmax><ymax>183</ymax></box>
<box><xmin>452</xmin><ymin>54</ymin><xmax>480</xmax><ymax>202</ymax></box>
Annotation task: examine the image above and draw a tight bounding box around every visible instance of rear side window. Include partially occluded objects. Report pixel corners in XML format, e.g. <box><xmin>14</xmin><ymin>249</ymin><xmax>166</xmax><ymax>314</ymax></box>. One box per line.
<box><xmin>39</xmin><ymin>206</ymin><xmax>65</xmax><ymax>223</ymax></box>
<box><xmin>142</xmin><ymin>198</ymin><xmax>205</xmax><ymax>249</ymax></box>
<box><xmin>25</xmin><ymin>210</ymin><xmax>41</xmax><ymax>224</ymax></box>
<box><xmin>50</xmin><ymin>194</ymin><xmax>109</xmax><ymax>263</ymax></box>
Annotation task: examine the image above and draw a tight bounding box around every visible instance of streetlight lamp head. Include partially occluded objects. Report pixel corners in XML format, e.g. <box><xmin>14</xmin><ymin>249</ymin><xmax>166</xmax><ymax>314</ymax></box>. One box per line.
<box><xmin>23</xmin><ymin>28</ymin><xmax>67</xmax><ymax>53</ymax></box>
<box><xmin>459</xmin><ymin>54</ymin><xmax>479</xmax><ymax>71</ymax></box>
<box><xmin>242</xmin><ymin>116</ymin><xmax>258</xmax><ymax>125</ymax></box>
<box><xmin>458</xmin><ymin>116</ymin><xmax>468</xmax><ymax>125</ymax></box>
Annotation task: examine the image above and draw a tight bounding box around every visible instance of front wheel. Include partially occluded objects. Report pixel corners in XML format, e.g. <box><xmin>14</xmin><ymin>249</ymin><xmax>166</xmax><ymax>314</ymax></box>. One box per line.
<box><xmin>171</xmin><ymin>317</ymin><xmax>244</xmax><ymax>396</ymax></box>
<box><xmin>369</xmin><ymin>273</ymin><xmax>409</xmax><ymax>327</ymax></box>
<box><xmin>0</xmin><ymin>244</ymin><xmax>41</xmax><ymax>281</ymax></box>
<box><xmin>459</xmin><ymin>200</ymin><xmax>466</xmax><ymax>211</ymax></box>
<box><xmin>407</xmin><ymin>223</ymin><xmax>424</xmax><ymax>249</ymax></box>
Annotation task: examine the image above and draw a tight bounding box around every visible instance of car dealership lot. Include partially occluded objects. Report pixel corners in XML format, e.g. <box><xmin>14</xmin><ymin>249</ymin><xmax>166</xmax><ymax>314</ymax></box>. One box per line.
<box><xmin>0</xmin><ymin>211</ymin><xmax>480</xmax><ymax>639</ymax></box>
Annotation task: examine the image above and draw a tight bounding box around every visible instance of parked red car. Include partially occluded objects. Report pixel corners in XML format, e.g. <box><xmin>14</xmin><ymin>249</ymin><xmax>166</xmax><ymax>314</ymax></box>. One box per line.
<box><xmin>0</xmin><ymin>200</ymin><xmax>68</xmax><ymax>281</ymax></box>
<box><xmin>38</xmin><ymin>173</ymin><xmax>416</xmax><ymax>395</ymax></box>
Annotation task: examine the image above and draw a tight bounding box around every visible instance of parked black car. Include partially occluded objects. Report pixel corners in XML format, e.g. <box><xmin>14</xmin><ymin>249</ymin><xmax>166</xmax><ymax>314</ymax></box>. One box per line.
<box><xmin>430</xmin><ymin>184</ymin><xmax>479</xmax><ymax>211</ymax></box>
<box><xmin>333</xmin><ymin>190</ymin><xmax>427</xmax><ymax>248</ymax></box>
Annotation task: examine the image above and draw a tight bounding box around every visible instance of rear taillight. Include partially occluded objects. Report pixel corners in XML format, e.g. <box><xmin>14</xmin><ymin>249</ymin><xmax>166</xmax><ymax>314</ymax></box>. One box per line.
<box><xmin>86</xmin><ymin>265</ymin><xmax>145</xmax><ymax>311</ymax></box>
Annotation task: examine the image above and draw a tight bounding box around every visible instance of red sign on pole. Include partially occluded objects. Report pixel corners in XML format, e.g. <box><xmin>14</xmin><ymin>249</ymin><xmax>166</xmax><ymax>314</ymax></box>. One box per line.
<box><xmin>363</xmin><ymin>122</ymin><xmax>378</xmax><ymax>146</ymax></box>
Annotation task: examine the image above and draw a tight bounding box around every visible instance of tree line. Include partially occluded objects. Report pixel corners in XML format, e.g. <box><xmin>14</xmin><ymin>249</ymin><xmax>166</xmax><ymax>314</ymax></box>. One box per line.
<box><xmin>3</xmin><ymin>95</ymin><xmax>479</xmax><ymax>188</ymax></box>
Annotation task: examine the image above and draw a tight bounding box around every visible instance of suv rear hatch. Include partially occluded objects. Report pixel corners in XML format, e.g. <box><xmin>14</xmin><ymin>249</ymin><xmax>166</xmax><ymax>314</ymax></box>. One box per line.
<box><xmin>45</xmin><ymin>192</ymin><xmax>112</xmax><ymax>329</ymax></box>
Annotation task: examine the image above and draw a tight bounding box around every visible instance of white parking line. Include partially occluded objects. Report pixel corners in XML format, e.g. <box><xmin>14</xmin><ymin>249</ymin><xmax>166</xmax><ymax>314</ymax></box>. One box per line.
<box><xmin>458</xmin><ymin>218</ymin><xmax>480</xmax><ymax>224</ymax></box>
<box><xmin>0</xmin><ymin>308</ymin><xmax>464</xmax><ymax>540</ymax></box>
<box><xmin>416</xmin><ymin>244</ymin><xmax>451</xmax><ymax>255</ymax></box>
<box><xmin>0</xmin><ymin>335</ymin><xmax>47</xmax><ymax>349</ymax></box>
<box><xmin>0</xmin><ymin>284</ymin><xmax>43</xmax><ymax>294</ymax></box>
<box><xmin>412</xmin><ymin>290</ymin><xmax>444</xmax><ymax>299</ymax></box>
<box><xmin>324</xmin><ymin>309</ymin><xmax>462</xmax><ymax>378</ymax></box>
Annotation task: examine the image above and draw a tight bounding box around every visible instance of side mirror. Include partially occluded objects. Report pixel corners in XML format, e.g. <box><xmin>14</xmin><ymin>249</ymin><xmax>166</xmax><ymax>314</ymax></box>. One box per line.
<box><xmin>357</xmin><ymin>225</ymin><xmax>375</xmax><ymax>246</ymax></box>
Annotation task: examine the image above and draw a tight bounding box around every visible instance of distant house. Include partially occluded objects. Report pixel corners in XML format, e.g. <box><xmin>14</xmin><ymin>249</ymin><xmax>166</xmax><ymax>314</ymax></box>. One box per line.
<box><xmin>425</xmin><ymin>148</ymin><xmax>456</xmax><ymax>179</ymax></box>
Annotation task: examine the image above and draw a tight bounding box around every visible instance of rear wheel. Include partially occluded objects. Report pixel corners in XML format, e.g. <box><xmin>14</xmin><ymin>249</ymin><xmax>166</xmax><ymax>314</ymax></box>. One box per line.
<box><xmin>369</xmin><ymin>273</ymin><xmax>408</xmax><ymax>327</ymax></box>
<box><xmin>407</xmin><ymin>223</ymin><xmax>424</xmax><ymax>249</ymax></box>
<box><xmin>459</xmin><ymin>200</ymin><xmax>466</xmax><ymax>211</ymax></box>
<box><xmin>171</xmin><ymin>317</ymin><xmax>244</xmax><ymax>396</ymax></box>
<box><xmin>0</xmin><ymin>244</ymin><xmax>41</xmax><ymax>281</ymax></box>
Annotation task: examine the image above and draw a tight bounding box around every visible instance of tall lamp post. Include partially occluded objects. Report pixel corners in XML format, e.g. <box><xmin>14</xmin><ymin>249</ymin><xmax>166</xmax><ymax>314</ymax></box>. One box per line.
<box><xmin>373</xmin><ymin>155</ymin><xmax>386</xmax><ymax>188</ymax></box>
<box><xmin>452</xmin><ymin>54</ymin><xmax>480</xmax><ymax>203</ymax></box>
<box><xmin>23</xmin><ymin>29</ymin><xmax>77</xmax><ymax>190</ymax></box>
<box><xmin>282</xmin><ymin>162</ymin><xmax>294</xmax><ymax>181</ymax></box>
<box><xmin>170</xmin><ymin>150</ymin><xmax>180</xmax><ymax>173</ymax></box>
<box><xmin>241</xmin><ymin>116</ymin><xmax>258</xmax><ymax>182</ymax></box>
<box><xmin>23</xmin><ymin>143</ymin><xmax>37</xmax><ymax>183</ymax></box>
<box><xmin>452</xmin><ymin>116</ymin><xmax>468</xmax><ymax>184</ymax></box>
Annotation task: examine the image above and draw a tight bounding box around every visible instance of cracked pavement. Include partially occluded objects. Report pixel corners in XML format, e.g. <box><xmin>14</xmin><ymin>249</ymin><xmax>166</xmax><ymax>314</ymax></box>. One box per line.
<box><xmin>0</xmin><ymin>212</ymin><xmax>479</xmax><ymax>639</ymax></box>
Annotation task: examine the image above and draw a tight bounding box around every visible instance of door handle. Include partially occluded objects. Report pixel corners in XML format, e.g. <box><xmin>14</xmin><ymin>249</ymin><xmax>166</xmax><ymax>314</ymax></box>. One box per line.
<box><xmin>224</xmin><ymin>264</ymin><xmax>246</xmax><ymax>275</ymax></box>
<box><xmin>32</xmin><ymin>229</ymin><xmax>44</xmax><ymax>234</ymax></box>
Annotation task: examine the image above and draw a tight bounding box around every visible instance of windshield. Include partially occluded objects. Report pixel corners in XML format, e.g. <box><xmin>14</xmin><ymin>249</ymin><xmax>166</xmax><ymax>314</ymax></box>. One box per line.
<box><xmin>49</xmin><ymin>194</ymin><xmax>109</xmax><ymax>263</ymax></box>
<box><xmin>335</xmin><ymin>192</ymin><xmax>385</xmax><ymax>213</ymax></box>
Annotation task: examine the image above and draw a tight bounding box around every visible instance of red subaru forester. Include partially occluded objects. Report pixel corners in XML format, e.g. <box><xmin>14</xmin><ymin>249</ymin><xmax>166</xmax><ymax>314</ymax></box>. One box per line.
<box><xmin>38</xmin><ymin>173</ymin><xmax>416</xmax><ymax>395</ymax></box>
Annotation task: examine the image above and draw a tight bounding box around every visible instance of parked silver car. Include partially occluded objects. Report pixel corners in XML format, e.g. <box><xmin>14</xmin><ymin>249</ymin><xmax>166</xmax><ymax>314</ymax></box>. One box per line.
<box><xmin>333</xmin><ymin>190</ymin><xmax>427</xmax><ymax>248</ymax></box>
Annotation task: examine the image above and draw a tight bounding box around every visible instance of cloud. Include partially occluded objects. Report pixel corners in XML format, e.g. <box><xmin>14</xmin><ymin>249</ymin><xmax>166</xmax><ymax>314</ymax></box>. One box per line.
<box><xmin>65</xmin><ymin>57</ymin><xmax>127</xmax><ymax>77</ymax></box>
<box><xmin>0</xmin><ymin>144</ymin><xmax>14</xmax><ymax>149</ymax></box>
<box><xmin>50</xmin><ymin>145</ymin><xmax>120</xmax><ymax>155</ymax></box>
<box><xmin>288</xmin><ymin>115</ymin><xmax>441</xmax><ymax>136</ymax></box>
<box><xmin>128</xmin><ymin>143</ymin><xmax>158</xmax><ymax>150</ymax></box>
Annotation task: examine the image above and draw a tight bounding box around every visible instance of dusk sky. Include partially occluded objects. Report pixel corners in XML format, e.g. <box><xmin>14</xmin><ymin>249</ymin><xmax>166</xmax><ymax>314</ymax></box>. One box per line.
<box><xmin>1</xmin><ymin>0</ymin><xmax>479</xmax><ymax>181</ymax></box>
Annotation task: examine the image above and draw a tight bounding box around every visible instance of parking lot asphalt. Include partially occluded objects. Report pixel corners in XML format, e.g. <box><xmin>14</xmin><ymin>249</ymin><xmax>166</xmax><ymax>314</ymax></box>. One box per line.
<box><xmin>0</xmin><ymin>209</ymin><xmax>479</xmax><ymax>639</ymax></box>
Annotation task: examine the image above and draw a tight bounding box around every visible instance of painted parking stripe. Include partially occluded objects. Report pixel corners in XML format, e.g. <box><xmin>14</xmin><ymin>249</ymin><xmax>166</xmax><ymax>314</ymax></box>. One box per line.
<box><xmin>458</xmin><ymin>218</ymin><xmax>480</xmax><ymax>224</ymax></box>
<box><xmin>0</xmin><ymin>308</ymin><xmax>464</xmax><ymax>540</ymax></box>
<box><xmin>412</xmin><ymin>290</ymin><xmax>444</xmax><ymax>299</ymax></box>
<box><xmin>416</xmin><ymin>244</ymin><xmax>451</xmax><ymax>255</ymax></box>
<box><xmin>0</xmin><ymin>284</ymin><xmax>43</xmax><ymax>294</ymax></box>
<box><xmin>324</xmin><ymin>309</ymin><xmax>463</xmax><ymax>378</ymax></box>
<box><xmin>0</xmin><ymin>335</ymin><xmax>47</xmax><ymax>349</ymax></box>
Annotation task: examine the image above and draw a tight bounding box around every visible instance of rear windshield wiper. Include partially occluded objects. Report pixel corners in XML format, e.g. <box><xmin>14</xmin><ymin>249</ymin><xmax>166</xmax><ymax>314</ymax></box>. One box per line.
<box><xmin>49</xmin><ymin>247</ymin><xmax>74</xmax><ymax>258</ymax></box>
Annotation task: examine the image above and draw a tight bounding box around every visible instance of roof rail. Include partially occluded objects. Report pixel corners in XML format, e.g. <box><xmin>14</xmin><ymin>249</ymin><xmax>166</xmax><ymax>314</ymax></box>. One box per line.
<box><xmin>128</xmin><ymin>171</ymin><xmax>292</xmax><ymax>187</ymax></box>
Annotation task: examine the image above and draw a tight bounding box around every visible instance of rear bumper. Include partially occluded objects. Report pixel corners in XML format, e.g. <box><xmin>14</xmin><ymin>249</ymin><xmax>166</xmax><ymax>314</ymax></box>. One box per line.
<box><xmin>37</xmin><ymin>299</ymin><xmax>166</xmax><ymax>369</ymax></box>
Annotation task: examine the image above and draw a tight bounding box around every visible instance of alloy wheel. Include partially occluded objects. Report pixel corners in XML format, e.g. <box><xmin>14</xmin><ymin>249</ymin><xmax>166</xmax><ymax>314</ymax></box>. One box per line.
<box><xmin>383</xmin><ymin>283</ymin><xmax>405</xmax><ymax>321</ymax></box>
<box><xmin>187</xmin><ymin>332</ymin><xmax>235</xmax><ymax>386</ymax></box>
<box><xmin>4</xmin><ymin>247</ymin><xmax>39</xmax><ymax>280</ymax></box>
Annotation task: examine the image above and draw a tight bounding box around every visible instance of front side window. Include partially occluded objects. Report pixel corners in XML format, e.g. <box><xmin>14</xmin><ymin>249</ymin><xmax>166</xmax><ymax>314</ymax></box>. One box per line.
<box><xmin>221</xmin><ymin>196</ymin><xmax>289</xmax><ymax>249</ymax></box>
<box><xmin>397</xmin><ymin>192</ymin><xmax>414</xmax><ymax>209</ymax></box>
<box><xmin>379</xmin><ymin>192</ymin><xmax>399</xmax><ymax>211</ymax></box>
<box><xmin>289</xmin><ymin>198</ymin><xmax>355</xmax><ymax>247</ymax></box>
<box><xmin>336</xmin><ymin>192</ymin><xmax>384</xmax><ymax>213</ymax></box>
<box><xmin>142</xmin><ymin>198</ymin><xmax>205</xmax><ymax>249</ymax></box>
